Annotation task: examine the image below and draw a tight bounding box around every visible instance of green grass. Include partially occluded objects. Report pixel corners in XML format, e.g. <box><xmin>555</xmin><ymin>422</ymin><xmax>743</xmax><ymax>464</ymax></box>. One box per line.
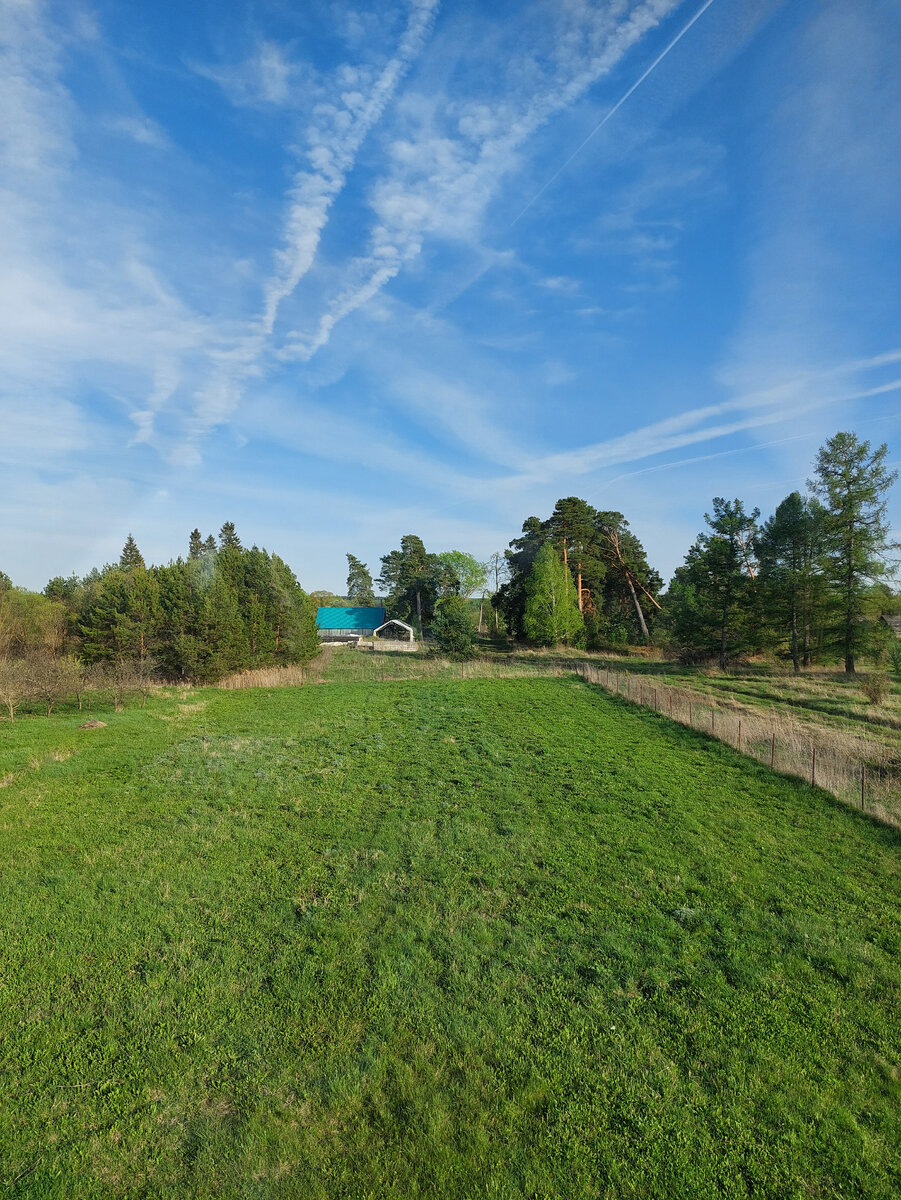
<box><xmin>2</xmin><ymin>678</ymin><xmax>900</xmax><ymax>1197</ymax></box>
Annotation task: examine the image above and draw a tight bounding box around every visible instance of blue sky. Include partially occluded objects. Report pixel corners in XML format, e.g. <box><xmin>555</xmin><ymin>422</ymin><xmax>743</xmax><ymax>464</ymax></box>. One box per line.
<box><xmin>2</xmin><ymin>0</ymin><xmax>900</xmax><ymax>593</ymax></box>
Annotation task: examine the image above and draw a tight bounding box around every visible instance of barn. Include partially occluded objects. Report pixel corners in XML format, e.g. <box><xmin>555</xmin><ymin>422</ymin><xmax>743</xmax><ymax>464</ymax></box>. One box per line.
<box><xmin>316</xmin><ymin>606</ymin><xmax>386</xmax><ymax>642</ymax></box>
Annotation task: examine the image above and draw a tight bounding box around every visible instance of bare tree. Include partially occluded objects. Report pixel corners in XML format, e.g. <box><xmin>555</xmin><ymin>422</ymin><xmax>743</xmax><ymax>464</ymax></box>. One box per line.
<box><xmin>25</xmin><ymin>654</ymin><xmax>81</xmax><ymax>716</ymax></box>
<box><xmin>0</xmin><ymin>658</ymin><xmax>31</xmax><ymax>722</ymax></box>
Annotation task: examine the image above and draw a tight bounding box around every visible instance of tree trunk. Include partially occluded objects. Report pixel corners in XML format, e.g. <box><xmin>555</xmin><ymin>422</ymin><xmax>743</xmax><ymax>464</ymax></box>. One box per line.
<box><xmin>576</xmin><ymin>567</ymin><xmax>583</xmax><ymax>614</ymax></box>
<box><xmin>416</xmin><ymin>589</ymin><xmax>423</xmax><ymax>639</ymax></box>
<box><xmin>625</xmin><ymin>574</ymin><xmax>650</xmax><ymax>644</ymax></box>
<box><xmin>790</xmin><ymin>594</ymin><xmax>799</xmax><ymax>674</ymax></box>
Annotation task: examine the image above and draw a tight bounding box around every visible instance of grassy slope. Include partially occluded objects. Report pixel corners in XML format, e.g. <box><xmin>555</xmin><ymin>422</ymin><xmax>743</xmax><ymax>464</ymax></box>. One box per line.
<box><xmin>1</xmin><ymin>678</ymin><xmax>900</xmax><ymax>1198</ymax></box>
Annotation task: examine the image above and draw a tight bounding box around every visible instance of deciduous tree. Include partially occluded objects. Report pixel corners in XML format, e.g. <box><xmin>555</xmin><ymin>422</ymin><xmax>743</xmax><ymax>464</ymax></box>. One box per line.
<box><xmin>523</xmin><ymin>542</ymin><xmax>583</xmax><ymax>646</ymax></box>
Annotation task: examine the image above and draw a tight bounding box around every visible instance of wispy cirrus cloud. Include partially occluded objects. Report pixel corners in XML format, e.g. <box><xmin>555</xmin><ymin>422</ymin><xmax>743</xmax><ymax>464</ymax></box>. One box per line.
<box><xmin>260</xmin><ymin>0</ymin><xmax>440</xmax><ymax>337</ymax></box>
<box><xmin>283</xmin><ymin>0</ymin><xmax>683</xmax><ymax>360</ymax></box>
<box><xmin>507</xmin><ymin>350</ymin><xmax>901</xmax><ymax>487</ymax></box>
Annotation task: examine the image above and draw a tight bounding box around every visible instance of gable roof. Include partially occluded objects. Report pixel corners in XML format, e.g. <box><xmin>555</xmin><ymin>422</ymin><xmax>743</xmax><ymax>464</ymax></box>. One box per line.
<box><xmin>881</xmin><ymin>614</ymin><xmax>901</xmax><ymax>636</ymax></box>
<box><xmin>316</xmin><ymin>606</ymin><xmax>385</xmax><ymax>630</ymax></box>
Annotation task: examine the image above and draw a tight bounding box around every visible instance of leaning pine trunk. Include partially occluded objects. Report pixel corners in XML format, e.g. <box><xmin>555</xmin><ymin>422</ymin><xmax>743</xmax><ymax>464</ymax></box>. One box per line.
<box><xmin>625</xmin><ymin>574</ymin><xmax>650</xmax><ymax>644</ymax></box>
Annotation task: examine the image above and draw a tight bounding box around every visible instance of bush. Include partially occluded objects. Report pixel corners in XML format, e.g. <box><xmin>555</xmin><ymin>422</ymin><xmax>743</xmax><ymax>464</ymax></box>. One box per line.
<box><xmin>860</xmin><ymin>671</ymin><xmax>891</xmax><ymax>706</ymax></box>
<box><xmin>25</xmin><ymin>653</ymin><xmax>81</xmax><ymax>716</ymax></box>
<box><xmin>431</xmin><ymin>595</ymin><xmax>475</xmax><ymax>659</ymax></box>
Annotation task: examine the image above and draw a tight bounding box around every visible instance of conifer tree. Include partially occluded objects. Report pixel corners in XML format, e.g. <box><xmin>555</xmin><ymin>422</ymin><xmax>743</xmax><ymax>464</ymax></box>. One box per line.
<box><xmin>346</xmin><ymin>554</ymin><xmax>376</xmax><ymax>605</ymax></box>
<box><xmin>757</xmin><ymin>492</ymin><xmax>825</xmax><ymax>671</ymax></box>
<box><xmin>218</xmin><ymin>522</ymin><xmax>242</xmax><ymax>551</ymax></box>
<box><xmin>119</xmin><ymin>534</ymin><xmax>145</xmax><ymax>572</ymax></box>
<box><xmin>188</xmin><ymin>529</ymin><xmax>204</xmax><ymax>560</ymax></box>
<box><xmin>203</xmin><ymin>534</ymin><xmax>217</xmax><ymax>556</ymax></box>
<box><xmin>667</xmin><ymin>498</ymin><xmax>759</xmax><ymax>669</ymax></box>
<box><xmin>808</xmin><ymin>432</ymin><xmax>899</xmax><ymax>673</ymax></box>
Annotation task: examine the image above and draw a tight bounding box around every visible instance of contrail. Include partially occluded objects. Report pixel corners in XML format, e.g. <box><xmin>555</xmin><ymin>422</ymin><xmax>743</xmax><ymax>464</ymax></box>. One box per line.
<box><xmin>510</xmin><ymin>0</ymin><xmax>718</xmax><ymax>228</ymax></box>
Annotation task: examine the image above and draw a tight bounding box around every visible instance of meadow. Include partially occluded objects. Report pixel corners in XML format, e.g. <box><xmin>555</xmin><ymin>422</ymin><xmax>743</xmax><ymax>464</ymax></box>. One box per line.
<box><xmin>2</xmin><ymin>675</ymin><xmax>901</xmax><ymax>1197</ymax></box>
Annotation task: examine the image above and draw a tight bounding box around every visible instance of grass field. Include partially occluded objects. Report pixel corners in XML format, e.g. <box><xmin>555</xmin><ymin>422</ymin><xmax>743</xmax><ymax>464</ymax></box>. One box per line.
<box><xmin>2</xmin><ymin>676</ymin><xmax>901</xmax><ymax>1197</ymax></box>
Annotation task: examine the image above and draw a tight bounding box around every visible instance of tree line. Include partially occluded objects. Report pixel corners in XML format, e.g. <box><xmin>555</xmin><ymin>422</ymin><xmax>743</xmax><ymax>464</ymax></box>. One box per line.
<box><xmin>1</xmin><ymin>430</ymin><xmax>898</xmax><ymax>706</ymax></box>
<box><xmin>493</xmin><ymin>431</ymin><xmax>899</xmax><ymax>672</ymax></box>
<box><xmin>0</xmin><ymin>522</ymin><xmax>320</xmax><ymax>705</ymax></box>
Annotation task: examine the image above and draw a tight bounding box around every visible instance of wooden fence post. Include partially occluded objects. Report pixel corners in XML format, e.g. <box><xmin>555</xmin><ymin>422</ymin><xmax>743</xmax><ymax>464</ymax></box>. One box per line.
<box><xmin>861</xmin><ymin>764</ymin><xmax>866</xmax><ymax>810</ymax></box>
<box><xmin>653</xmin><ymin>687</ymin><xmax>658</xmax><ymax>711</ymax></box>
<box><xmin>738</xmin><ymin>718</ymin><xmax>742</xmax><ymax>753</ymax></box>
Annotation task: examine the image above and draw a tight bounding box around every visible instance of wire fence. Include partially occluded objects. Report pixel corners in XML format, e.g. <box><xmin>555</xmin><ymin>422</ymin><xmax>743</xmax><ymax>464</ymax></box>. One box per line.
<box><xmin>573</xmin><ymin>662</ymin><xmax>901</xmax><ymax>826</ymax></box>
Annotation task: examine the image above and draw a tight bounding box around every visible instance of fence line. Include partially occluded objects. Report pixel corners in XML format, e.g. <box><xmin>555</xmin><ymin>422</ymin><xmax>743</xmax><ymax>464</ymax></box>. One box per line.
<box><xmin>573</xmin><ymin>662</ymin><xmax>900</xmax><ymax>826</ymax></box>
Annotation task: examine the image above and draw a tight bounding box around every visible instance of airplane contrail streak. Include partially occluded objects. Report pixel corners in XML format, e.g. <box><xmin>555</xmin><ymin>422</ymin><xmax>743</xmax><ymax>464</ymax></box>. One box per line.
<box><xmin>510</xmin><ymin>0</ymin><xmax>718</xmax><ymax>228</ymax></box>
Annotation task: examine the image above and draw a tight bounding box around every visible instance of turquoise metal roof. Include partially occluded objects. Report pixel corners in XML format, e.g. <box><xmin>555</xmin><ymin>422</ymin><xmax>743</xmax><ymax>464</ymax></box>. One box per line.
<box><xmin>316</xmin><ymin>606</ymin><xmax>385</xmax><ymax>631</ymax></box>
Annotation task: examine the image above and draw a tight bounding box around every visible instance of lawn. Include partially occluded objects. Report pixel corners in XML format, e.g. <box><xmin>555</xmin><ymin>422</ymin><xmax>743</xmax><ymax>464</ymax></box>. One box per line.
<box><xmin>1</xmin><ymin>677</ymin><xmax>900</xmax><ymax>1197</ymax></box>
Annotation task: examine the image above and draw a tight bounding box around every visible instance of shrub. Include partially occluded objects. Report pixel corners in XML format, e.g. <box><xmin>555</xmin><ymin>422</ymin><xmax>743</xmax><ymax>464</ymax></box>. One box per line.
<box><xmin>25</xmin><ymin>653</ymin><xmax>82</xmax><ymax>716</ymax></box>
<box><xmin>431</xmin><ymin>595</ymin><xmax>475</xmax><ymax>659</ymax></box>
<box><xmin>860</xmin><ymin>671</ymin><xmax>891</xmax><ymax>706</ymax></box>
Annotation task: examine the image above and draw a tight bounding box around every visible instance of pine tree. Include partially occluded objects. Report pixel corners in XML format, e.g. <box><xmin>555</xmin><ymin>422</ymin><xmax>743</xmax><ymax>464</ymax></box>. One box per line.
<box><xmin>119</xmin><ymin>534</ymin><xmax>145</xmax><ymax>572</ymax></box>
<box><xmin>808</xmin><ymin>432</ymin><xmax>899</xmax><ymax>673</ymax></box>
<box><xmin>346</xmin><ymin>554</ymin><xmax>376</xmax><ymax>605</ymax></box>
<box><xmin>547</xmin><ymin>497</ymin><xmax>599</xmax><ymax>614</ymax></box>
<box><xmin>188</xmin><ymin>529</ymin><xmax>204</xmax><ymax>560</ymax></box>
<box><xmin>595</xmin><ymin>511</ymin><xmax>660</xmax><ymax>644</ymax></box>
<box><xmin>378</xmin><ymin>535</ymin><xmax>442</xmax><ymax>634</ymax></box>
<box><xmin>203</xmin><ymin>534</ymin><xmax>217</xmax><ymax>556</ymax></box>
<box><xmin>523</xmin><ymin>542</ymin><xmax>583</xmax><ymax>646</ymax></box>
<box><xmin>202</xmin><ymin>574</ymin><xmax>248</xmax><ymax>679</ymax></box>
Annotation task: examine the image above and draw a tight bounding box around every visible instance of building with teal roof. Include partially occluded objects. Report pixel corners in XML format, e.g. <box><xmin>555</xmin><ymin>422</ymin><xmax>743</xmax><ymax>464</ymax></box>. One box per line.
<box><xmin>315</xmin><ymin>606</ymin><xmax>386</xmax><ymax>641</ymax></box>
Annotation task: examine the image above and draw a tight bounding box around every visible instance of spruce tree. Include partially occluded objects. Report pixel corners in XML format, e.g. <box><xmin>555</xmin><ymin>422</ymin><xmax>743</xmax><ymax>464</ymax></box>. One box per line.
<box><xmin>219</xmin><ymin>522</ymin><xmax>242</xmax><ymax>551</ymax></box>
<box><xmin>188</xmin><ymin>529</ymin><xmax>204</xmax><ymax>560</ymax></box>
<box><xmin>119</xmin><ymin>534</ymin><xmax>145</xmax><ymax>572</ymax></box>
<box><xmin>668</xmin><ymin>498</ymin><xmax>759</xmax><ymax>669</ymax></box>
<box><xmin>757</xmin><ymin>492</ymin><xmax>825</xmax><ymax>671</ymax></box>
<box><xmin>203</xmin><ymin>534</ymin><xmax>217</xmax><ymax>556</ymax></box>
<box><xmin>808</xmin><ymin>432</ymin><xmax>899</xmax><ymax>673</ymax></box>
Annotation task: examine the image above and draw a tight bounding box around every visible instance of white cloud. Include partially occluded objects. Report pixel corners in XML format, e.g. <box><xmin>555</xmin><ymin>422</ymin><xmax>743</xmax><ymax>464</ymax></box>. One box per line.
<box><xmin>106</xmin><ymin>115</ymin><xmax>170</xmax><ymax>149</ymax></box>
<box><xmin>260</xmin><ymin>0</ymin><xmax>440</xmax><ymax>339</ymax></box>
<box><xmin>283</xmin><ymin>0</ymin><xmax>683</xmax><ymax>359</ymax></box>
<box><xmin>192</xmin><ymin>39</ymin><xmax>308</xmax><ymax>109</ymax></box>
<box><xmin>540</xmin><ymin>275</ymin><xmax>581</xmax><ymax>294</ymax></box>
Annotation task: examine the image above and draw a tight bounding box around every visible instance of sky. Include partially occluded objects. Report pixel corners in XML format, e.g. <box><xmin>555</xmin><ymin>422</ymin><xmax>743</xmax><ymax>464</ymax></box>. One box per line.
<box><xmin>2</xmin><ymin>0</ymin><xmax>900</xmax><ymax>594</ymax></box>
